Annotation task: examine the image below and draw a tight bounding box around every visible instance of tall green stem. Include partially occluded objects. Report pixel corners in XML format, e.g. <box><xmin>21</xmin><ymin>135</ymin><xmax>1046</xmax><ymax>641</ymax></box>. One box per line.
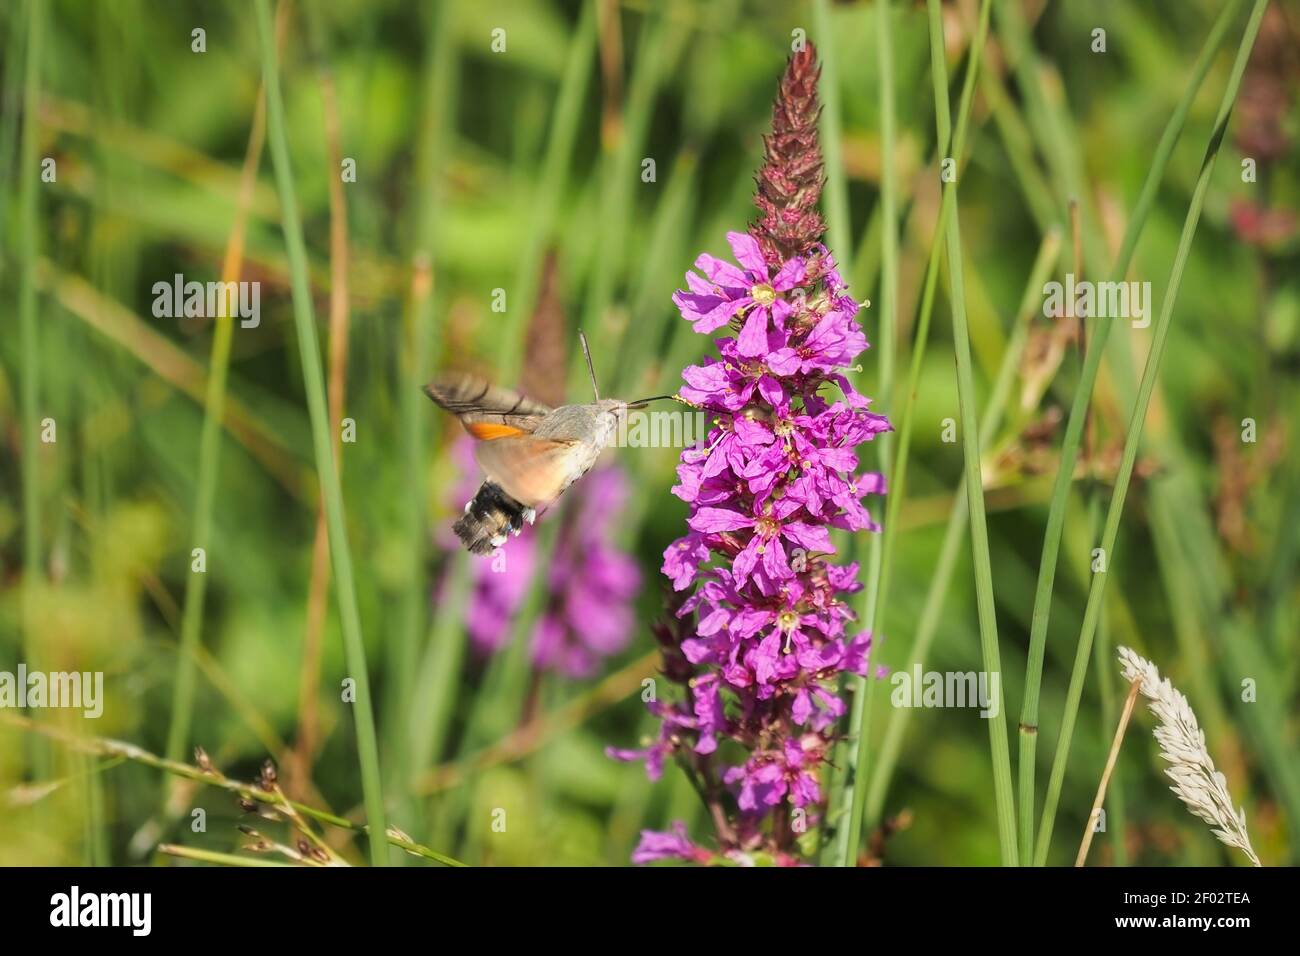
<box><xmin>16</xmin><ymin>0</ymin><xmax>47</xmax><ymax>784</ymax></box>
<box><xmin>829</xmin><ymin>0</ymin><xmax>895</xmax><ymax>868</ymax></box>
<box><xmin>18</xmin><ymin>0</ymin><xmax>44</xmax><ymax>660</ymax></box>
<box><xmin>162</xmin><ymin>74</ymin><xmax>263</xmax><ymax>765</ymax></box>
<box><xmin>864</xmin><ymin>228</ymin><xmax>1060</xmax><ymax>826</ymax></box>
<box><xmin>394</xmin><ymin>0</ymin><xmax>457</xmax><ymax>838</ymax></box>
<box><xmin>498</xmin><ymin>0</ymin><xmax>595</xmax><ymax>385</ymax></box>
<box><xmin>254</xmin><ymin>0</ymin><xmax>388</xmax><ymax>866</ymax></box>
<box><xmin>1017</xmin><ymin>0</ymin><xmax>1249</xmax><ymax>865</ymax></box>
<box><xmin>1034</xmin><ymin>0</ymin><xmax>1269</xmax><ymax>865</ymax></box>
<box><xmin>813</xmin><ymin>0</ymin><xmax>856</xmax><ymax>863</ymax></box>
<box><xmin>813</xmin><ymin>0</ymin><xmax>851</xmax><ymax>264</ymax></box>
<box><xmin>924</xmin><ymin>0</ymin><xmax>1018</xmax><ymax>865</ymax></box>
<box><xmin>835</xmin><ymin>0</ymin><xmax>997</xmax><ymax>866</ymax></box>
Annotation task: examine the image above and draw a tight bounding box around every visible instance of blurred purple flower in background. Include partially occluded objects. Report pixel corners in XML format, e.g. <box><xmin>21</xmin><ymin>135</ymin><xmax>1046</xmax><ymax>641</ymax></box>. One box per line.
<box><xmin>443</xmin><ymin>437</ymin><xmax>640</xmax><ymax>678</ymax></box>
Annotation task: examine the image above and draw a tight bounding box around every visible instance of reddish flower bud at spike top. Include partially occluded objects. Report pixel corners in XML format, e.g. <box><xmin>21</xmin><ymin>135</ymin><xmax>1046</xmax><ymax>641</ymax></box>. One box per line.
<box><xmin>751</xmin><ymin>42</ymin><xmax>829</xmax><ymax>266</ymax></box>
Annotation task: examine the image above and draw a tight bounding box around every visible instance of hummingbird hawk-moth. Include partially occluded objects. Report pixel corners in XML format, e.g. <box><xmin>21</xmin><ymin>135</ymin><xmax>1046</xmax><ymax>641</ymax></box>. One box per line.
<box><xmin>425</xmin><ymin>333</ymin><xmax>672</xmax><ymax>554</ymax></box>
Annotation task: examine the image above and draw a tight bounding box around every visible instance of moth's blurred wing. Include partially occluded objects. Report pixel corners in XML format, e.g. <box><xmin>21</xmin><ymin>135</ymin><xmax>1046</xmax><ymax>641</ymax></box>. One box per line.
<box><xmin>423</xmin><ymin>374</ymin><xmax>551</xmax><ymax>436</ymax></box>
<box><xmin>426</xmin><ymin>375</ymin><xmax>582</xmax><ymax>507</ymax></box>
<box><xmin>473</xmin><ymin>434</ymin><xmax>582</xmax><ymax>507</ymax></box>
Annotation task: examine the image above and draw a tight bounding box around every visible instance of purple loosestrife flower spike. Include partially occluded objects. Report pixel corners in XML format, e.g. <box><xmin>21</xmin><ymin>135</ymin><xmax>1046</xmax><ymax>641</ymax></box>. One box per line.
<box><xmin>610</xmin><ymin>45</ymin><xmax>891</xmax><ymax>865</ymax></box>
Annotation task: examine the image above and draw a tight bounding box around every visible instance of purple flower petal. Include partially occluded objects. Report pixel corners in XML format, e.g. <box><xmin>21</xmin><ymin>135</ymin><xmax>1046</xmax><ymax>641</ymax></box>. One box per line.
<box><xmin>694</xmin><ymin>252</ymin><xmax>748</xmax><ymax>289</ymax></box>
<box><xmin>772</xmin><ymin>257</ymin><xmax>806</xmax><ymax>290</ymax></box>
<box><xmin>737</xmin><ymin>306</ymin><xmax>770</xmax><ymax>357</ymax></box>
<box><xmin>726</xmin><ymin>230</ymin><xmax>768</xmax><ymax>278</ymax></box>
<box><xmin>631</xmin><ymin>822</ymin><xmax>706</xmax><ymax>864</ymax></box>
<box><xmin>688</xmin><ymin>506</ymin><xmax>754</xmax><ymax>534</ymax></box>
<box><xmin>782</xmin><ymin>521</ymin><xmax>833</xmax><ymax>554</ymax></box>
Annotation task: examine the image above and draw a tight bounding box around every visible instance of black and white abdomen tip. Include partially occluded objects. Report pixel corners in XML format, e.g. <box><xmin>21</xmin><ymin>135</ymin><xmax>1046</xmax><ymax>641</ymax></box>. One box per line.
<box><xmin>452</xmin><ymin>481</ymin><xmax>530</xmax><ymax>555</ymax></box>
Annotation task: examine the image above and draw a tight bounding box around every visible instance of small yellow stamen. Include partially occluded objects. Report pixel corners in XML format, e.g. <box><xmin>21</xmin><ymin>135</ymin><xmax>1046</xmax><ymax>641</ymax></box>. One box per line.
<box><xmin>750</xmin><ymin>282</ymin><xmax>776</xmax><ymax>306</ymax></box>
<box><xmin>779</xmin><ymin>611</ymin><xmax>799</xmax><ymax>654</ymax></box>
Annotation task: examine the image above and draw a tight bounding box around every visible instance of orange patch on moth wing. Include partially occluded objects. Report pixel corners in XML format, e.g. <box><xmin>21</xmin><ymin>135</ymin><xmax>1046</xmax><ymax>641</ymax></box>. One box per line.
<box><xmin>465</xmin><ymin>422</ymin><xmax>527</xmax><ymax>440</ymax></box>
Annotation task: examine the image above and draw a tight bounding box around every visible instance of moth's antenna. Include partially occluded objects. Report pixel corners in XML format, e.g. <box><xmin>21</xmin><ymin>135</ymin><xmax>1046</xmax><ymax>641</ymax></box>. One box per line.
<box><xmin>579</xmin><ymin>330</ymin><xmax>600</xmax><ymax>401</ymax></box>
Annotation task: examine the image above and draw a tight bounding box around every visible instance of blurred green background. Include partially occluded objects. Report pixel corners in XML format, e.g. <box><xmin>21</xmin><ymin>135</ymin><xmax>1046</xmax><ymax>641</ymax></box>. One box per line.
<box><xmin>1</xmin><ymin>0</ymin><xmax>1297</xmax><ymax>866</ymax></box>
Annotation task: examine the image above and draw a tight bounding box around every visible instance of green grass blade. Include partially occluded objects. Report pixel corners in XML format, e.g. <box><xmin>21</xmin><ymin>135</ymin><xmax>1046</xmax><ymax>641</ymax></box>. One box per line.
<box><xmin>1034</xmin><ymin>0</ymin><xmax>1270</xmax><ymax>865</ymax></box>
<box><xmin>17</xmin><ymin>0</ymin><xmax>44</xmax><ymax>658</ymax></box>
<box><xmin>16</xmin><ymin>0</ymin><xmax>48</xmax><ymax>784</ymax></box>
<box><xmin>836</xmin><ymin>0</ymin><xmax>999</xmax><ymax>867</ymax></box>
<box><xmin>570</xmin><ymin>3</ymin><xmax>687</xmax><ymax>394</ymax></box>
<box><xmin>858</xmin><ymin>0</ymin><xmax>897</xmax><ymax>635</ymax></box>
<box><xmin>989</xmin><ymin>0</ymin><xmax>1067</xmax><ymax>203</ymax></box>
<box><xmin>822</xmin><ymin>0</ymin><xmax>889</xmax><ymax>867</ymax></box>
<box><xmin>865</xmin><ymin>227</ymin><xmax>1060</xmax><ymax>826</ymax></box>
<box><xmin>615</xmin><ymin>148</ymin><xmax>698</xmax><ymax>396</ymax></box>
<box><xmin>393</xmin><ymin>0</ymin><xmax>458</xmax><ymax>838</ymax></box>
<box><xmin>925</xmin><ymin>0</ymin><xmax>1018</xmax><ymax>865</ymax></box>
<box><xmin>977</xmin><ymin>65</ymin><xmax>1056</xmax><ymax>234</ymax></box>
<box><xmin>254</xmin><ymin>0</ymin><xmax>388</xmax><ymax>867</ymax></box>
<box><xmin>809</xmin><ymin>0</ymin><xmax>850</xmax><ymax>861</ymax></box>
<box><xmin>409</xmin><ymin>554</ymin><xmax>471</xmax><ymax>775</ymax></box>
<box><xmin>813</xmin><ymin>0</ymin><xmax>851</xmax><ymax>266</ymax></box>
<box><xmin>498</xmin><ymin>0</ymin><xmax>595</xmax><ymax>384</ymax></box>
<box><xmin>161</xmin><ymin>70</ymin><xmax>265</xmax><ymax>764</ymax></box>
<box><xmin>162</xmin><ymin>275</ymin><xmax>235</xmax><ymax>766</ymax></box>
<box><xmin>1017</xmin><ymin>0</ymin><xmax>1248</xmax><ymax>866</ymax></box>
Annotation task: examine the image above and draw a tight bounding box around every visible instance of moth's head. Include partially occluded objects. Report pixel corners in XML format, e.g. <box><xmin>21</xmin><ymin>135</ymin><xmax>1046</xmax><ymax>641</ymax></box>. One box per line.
<box><xmin>591</xmin><ymin>394</ymin><xmax>677</xmax><ymax>431</ymax></box>
<box><xmin>591</xmin><ymin>399</ymin><xmax>630</xmax><ymax>436</ymax></box>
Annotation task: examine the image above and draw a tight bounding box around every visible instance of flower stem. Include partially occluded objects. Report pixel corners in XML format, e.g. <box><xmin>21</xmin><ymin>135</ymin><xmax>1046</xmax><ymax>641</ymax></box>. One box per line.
<box><xmin>1075</xmin><ymin>678</ymin><xmax>1141</xmax><ymax>867</ymax></box>
<box><xmin>159</xmin><ymin>846</ymin><xmax>294</xmax><ymax>868</ymax></box>
<box><xmin>1034</xmin><ymin>0</ymin><xmax>1269</xmax><ymax>865</ymax></box>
